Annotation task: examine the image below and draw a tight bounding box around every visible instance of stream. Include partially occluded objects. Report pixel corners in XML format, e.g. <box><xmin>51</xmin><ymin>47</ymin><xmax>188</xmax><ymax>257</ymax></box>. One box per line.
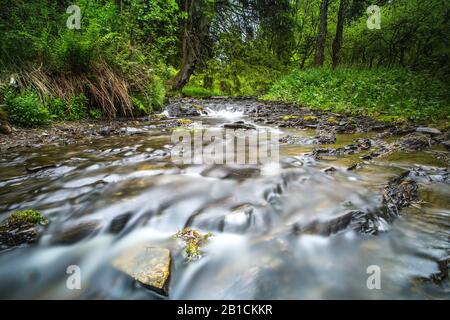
<box><xmin>0</xmin><ymin>99</ymin><xmax>448</xmax><ymax>299</ymax></box>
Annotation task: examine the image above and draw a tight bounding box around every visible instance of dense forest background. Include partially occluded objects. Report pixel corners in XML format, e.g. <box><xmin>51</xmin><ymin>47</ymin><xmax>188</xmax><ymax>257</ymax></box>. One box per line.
<box><xmin>0</xmin><ymin>0</ymin><xmax>449</xmax><ymax>126</ymax></box>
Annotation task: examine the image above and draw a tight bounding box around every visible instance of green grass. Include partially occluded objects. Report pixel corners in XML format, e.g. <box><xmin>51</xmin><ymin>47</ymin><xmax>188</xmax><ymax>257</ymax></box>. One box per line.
<box><xmin>262</xmin><ymin>68</ymin><xmax>450</xmax><ymax>124</ymax></box>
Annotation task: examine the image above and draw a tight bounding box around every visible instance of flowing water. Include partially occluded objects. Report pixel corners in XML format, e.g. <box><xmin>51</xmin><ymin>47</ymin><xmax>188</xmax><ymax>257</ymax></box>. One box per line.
<box><xmin>0</xmin><ymin>100</ymin><xmax>448</xmax><ymax>299</ymax></box>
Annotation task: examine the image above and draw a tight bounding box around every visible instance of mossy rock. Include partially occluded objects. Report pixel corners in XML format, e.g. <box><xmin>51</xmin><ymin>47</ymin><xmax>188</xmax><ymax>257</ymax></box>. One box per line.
<box><xmin>282</xmin><ymin>115</ymin><xmax>299</xmax><ymax>121</ymax></box>
<box><xmin>192</xmin><ymin>104</ymin><xmax>204</xmax><ymax>111</ymax></box>
<box><xmin>4</xmin><ymin>210</ymin><xmax>48</xmax><ymax>226</ymax></box>
<box><xmin>174</xmin><ymin>228</ymin><xmax>213</xmax><ymax>261</ymax></box>
<box><xmin>303</xmin><ymin>115</ymin><xmax>318</xmax><ymax>122</ymax></box>
<box><xmin>0</xmin><ymin>210</ymin><xmax>49</xmax><ymax>248</ymax></box>
<box><xmin>151</xmin><ymin>113</ymin><xmax>168</xmax><ymax>121</ymax></box>
<box><xmin>177</xmin><ymin>119</ymin><xmax>193</xmax><ymax>125</ymax></box>
<box><xmin>327</xmin><ymin>117</ymin><xmax>338</xmax><ymax>124</ymax></box>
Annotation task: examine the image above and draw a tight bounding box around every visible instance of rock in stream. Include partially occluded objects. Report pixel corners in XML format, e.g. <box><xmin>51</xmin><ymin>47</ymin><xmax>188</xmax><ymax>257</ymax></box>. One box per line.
<box><xmin>112</xmin><ymin>245</ymin><xmax>171</xmax><ymax>296</ymax></box>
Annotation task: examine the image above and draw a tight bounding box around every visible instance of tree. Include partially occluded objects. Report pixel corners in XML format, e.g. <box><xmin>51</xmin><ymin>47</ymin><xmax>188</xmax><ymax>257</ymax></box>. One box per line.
<box><xmin>332</xmin><ymin>0</ymin><xmax>349</xmax><ymax>68</ymax></box>
<box><xmin>172</xmin><ymin>0</ymin><xmax>215</xmax><ymax>90</ymax></box>
<box><xmin>314</xmin><ymin>0</ymin><xmax>331</xmax><ymax>66</ymax></box>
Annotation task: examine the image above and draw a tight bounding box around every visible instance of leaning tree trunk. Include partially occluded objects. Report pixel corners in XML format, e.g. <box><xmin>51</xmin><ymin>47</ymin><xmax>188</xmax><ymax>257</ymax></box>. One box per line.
<box><xmin>332</xmin><ymin>0</ymin><xmax>349</xmax><ymax>68</ymax></box>
<box><xmin>172</xmin><ymin>0</ymin><xmax>212</xmax><ymax>91</ymax></box>
<box><xmin>314</xmin><ymin>0</ymin><xmax>331</xmax><ymax>67</ymax></box>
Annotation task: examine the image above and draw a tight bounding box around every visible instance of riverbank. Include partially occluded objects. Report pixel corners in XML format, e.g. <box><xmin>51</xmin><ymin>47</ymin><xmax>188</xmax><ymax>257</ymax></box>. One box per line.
<box><xmin>1</xmin><ymin>98</ymin><xmax>449</xmax><ymax>155</ymax></box>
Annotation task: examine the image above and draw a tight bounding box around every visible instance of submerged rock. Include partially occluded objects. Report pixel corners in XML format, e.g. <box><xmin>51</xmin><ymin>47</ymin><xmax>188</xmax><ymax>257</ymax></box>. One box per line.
<box><xmin>293</xmin><ymin>171</ymin><xmax>420</xmax><ymax>237</ymax></box>
<box><xmin>323</xmin><ymin>166</ymin><xmax>337</xmax><ymax>174</ymax></box>
<box><xmin>51</xmin><ymin>221</ymin><xmax>101</xmax><ymax>245</ymax></box>
<box><xmin>0</xmin><ymin>210</ymin><xmax>49</xmax><ymax>249</ymax></box>
<box><xmin>382</xmin><ymin>171</ymin><xmax>419</xmax><ymax>215</ymax></box>
<box><xmin>26</xmin><ymin>164</ymin><xmax>58</xmax><ymax>173</ymax></box>
<box><xmin>399</xmin><ymin>133</ymin><xmax>431</xmax><ymax>151</ymax></box>
<box><xmin>223</xmin><ymin>121</ymin><xmax>256</xmax><ymax>130</ymax></box>
<box><xmin>112</xmin><ymin>246</ymin><xmax>171</xmax><ymax>296</ymax></box>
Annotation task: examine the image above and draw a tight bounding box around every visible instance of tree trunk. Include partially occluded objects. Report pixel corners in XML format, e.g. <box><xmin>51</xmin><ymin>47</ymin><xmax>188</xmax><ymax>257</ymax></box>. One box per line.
<box><xmin>332</xmin><ymin>0</ymin><xmax>349</xmax><ymax>68</ymax></box>
<box><xmin>172</xmin><ymin>0</ymin><xmax>212</xmax><ymax>91</ymax></box>
<box><xmin>314</xmin><ymin>0</ymin><xmax>330</xmax><ymax>66</ymax></box>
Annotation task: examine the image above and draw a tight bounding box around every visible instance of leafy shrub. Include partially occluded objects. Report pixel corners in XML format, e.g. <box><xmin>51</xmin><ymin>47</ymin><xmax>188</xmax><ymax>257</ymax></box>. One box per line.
<box><xmin>5</xmin><ymin>91</ymin><xmax>51</xmax><ymax>127</ymax></box>
<box><xmin>47</xmin><ymin>94</ymin><xmax>90</xmax><ymax>121</ymax></box>
<box><xmin>146</xmin><ymin>76</ymin><xmax>165</xmax><ymax>109</ymax></box>
<box><xmin>131</xmin><ymin>96</ymin><xmax>151</xmax><ymax>116</ymax></box>
<box><xmin>89</xmin><ymin>109</ymin><xmax>102</xmax><ymax>120</ymax></box>
<box><xmin>132</xmin><ymin>76</ymin><xmax>166</xmax><ymax>115</ymax></box>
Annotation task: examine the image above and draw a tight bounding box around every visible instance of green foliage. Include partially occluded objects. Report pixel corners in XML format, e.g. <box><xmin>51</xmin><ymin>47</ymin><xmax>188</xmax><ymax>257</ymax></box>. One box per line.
<box><xmin>182</xmin><ymin>86</ymin><xmax>222</xmax><ymax>98</ymax></box>
<box><xmin>47</xmin><ymin>94</ymin><xmax>90</xmax><ymax>121</ymax></box>
<box><xmin>0</xmin><ymin>0</ymin><xmax>173</xmax><ymax>121</ymax></box>
<box><xmin>263</xmin><ymin>68</ymin><xmax>450</xmax><ymax>122</ymax></box>
<box><xmin>132</xmin><ymin>76</ymin><xmax>166</xmax><ymax>115</ymax></box>
<box><xmin>5</xmin><ymin>91</ymin><xmax>51</xmax><ymax>127</ymax></box>
<box><xmin>342</xmin><ymin>0</ymin><xmax>450</xmax><ymax>77</ymax></box>
<box><xmin>3</xmin><ymin>210</ymin><xmax>48</xmax><ymax>226</ymax></box>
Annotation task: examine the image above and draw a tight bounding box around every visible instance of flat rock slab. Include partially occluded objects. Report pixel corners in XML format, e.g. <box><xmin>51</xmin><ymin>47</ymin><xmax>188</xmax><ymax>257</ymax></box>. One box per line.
<box><xmin>416</xmin><ymin>127</ymin><xmax>441</xmax><ymax>136</ymax></box>
<box><xmin>112</xmin><ymin>246</ymin><xmax>171</xmax><ymax>296</ymax></box>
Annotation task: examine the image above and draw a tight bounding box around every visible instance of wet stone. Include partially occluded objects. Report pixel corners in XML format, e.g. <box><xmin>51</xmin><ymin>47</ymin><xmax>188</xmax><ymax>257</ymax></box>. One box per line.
<box><xmin>416</xmin><ymin>127</ymin><xmax>441</xmax><ymax>136</ymax></box>
<box><xmin>51</xmin><ymin>221</ymin><xmax>101</xmax><ymax>245</ymax></box>
<box><xmin>112</xmin><ymin>245</ymin><xmax>171</xmax><ymax>296</ymax></box>
<box><xmin>383</xmin><ymin>172</ymin><xmax>419</xmax><ymax>215</ymax></box>
<box><xmin>223</xmin><ymin>121</ymin><xmax>256</xmax><ymax>130</ymax></box>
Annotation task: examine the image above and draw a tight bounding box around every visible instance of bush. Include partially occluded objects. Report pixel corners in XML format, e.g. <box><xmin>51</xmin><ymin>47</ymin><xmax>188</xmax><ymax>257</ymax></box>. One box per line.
<box><xmin>131</xmin><ymin>77</ymin><xmax>166</xmax><ymax>115</ymax></box>
<box><xmin>5</xmin><ymin>91</ymin><xmax>51</xmax><ymax>127</ymax></box>
<box><xmin>146</xmin><ymin>76</ymin><xmax>165</xmax><ymax>110</ymax></box>
<box><xmin>47</xmin><ymin>94</ymin><xmax>91</xmax><ymax>121</ymax></box>
<box><xmin>262</xmin><ymin>68</ymin><xmax>450</xmax><ymax>122</ymax></box>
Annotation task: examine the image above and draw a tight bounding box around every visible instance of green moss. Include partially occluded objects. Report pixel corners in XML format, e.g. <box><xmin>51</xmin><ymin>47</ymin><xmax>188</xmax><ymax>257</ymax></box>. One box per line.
<box><xmin>281</xmin><ymin>115</ymin><xmax>299</xmax><ymax>121</ymax></box>
<box><xmin>304</xmin><ymin>115</ymin><xmax>317</xmax><ymax>121</ymax></box>
<box><xmin>177</xmin><ymin>118</ymin><xmax>193</xmax><ymax>125</ymax></box>
<box><xmin>174</xmin><ymin>228</ymin><xmax>213</xmax><ymax>261</ymax></box>
<box><xmin>327</xmin><ymin>117</ymin><xmax>338</xmax><ymax>124</ymax></box>
<box><xmin>3</xmin><ymin>210</ymin><xmax>48</xmax><ymax>226</ymax></box>
<box><xmin>192</xmin><ymin>104</ymin><xmax>204</xmax><ymax>111</ymax></box>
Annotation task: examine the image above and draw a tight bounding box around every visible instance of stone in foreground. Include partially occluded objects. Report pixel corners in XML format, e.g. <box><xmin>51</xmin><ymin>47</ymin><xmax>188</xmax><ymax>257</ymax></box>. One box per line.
<box><xmin>112</xmin><ymin>245</ymin><xmax>171</xmax><ymax>296</ymax></box>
